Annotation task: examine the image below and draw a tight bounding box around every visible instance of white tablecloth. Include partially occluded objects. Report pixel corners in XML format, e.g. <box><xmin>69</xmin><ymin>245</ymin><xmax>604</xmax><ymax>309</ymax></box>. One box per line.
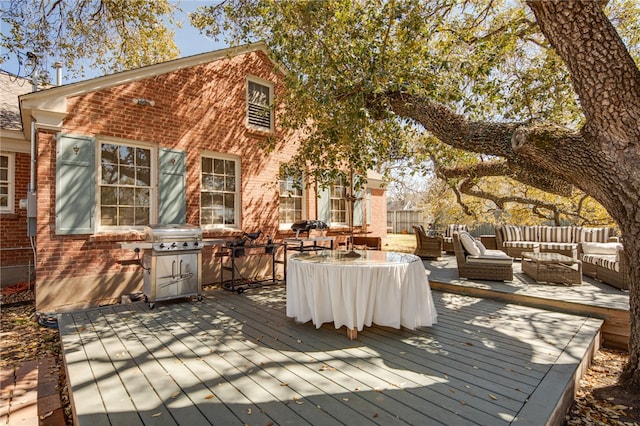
<box><xmin>286</xmin><ymin>250</ymin><xmax>437</xmax><ymax>331</ymax></box>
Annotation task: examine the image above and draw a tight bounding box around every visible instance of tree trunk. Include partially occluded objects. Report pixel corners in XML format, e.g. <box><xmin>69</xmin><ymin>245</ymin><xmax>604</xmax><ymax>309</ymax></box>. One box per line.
<box><xmin>386</xmin><ymin>0</ymin><xmax>640</xmax><ymax>388</ymax></box>
<box><xmin>527</xmin><ymin>0</ymin><xmax>640</xmax><ymax>389</ymax></box>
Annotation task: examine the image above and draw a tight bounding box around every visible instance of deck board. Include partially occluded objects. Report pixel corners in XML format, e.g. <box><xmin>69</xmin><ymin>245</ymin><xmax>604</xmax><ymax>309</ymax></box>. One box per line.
<box><xmin>60</xmin><ymin>285</ymin><xmax>602</xmax><ymax>425</ymax></box>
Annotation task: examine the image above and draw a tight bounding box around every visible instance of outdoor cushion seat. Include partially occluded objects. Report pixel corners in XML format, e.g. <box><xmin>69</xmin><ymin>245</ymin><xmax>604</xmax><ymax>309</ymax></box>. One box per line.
<box><xmin>466</xmin><ymin>253</ymin><xmax>513</xmax><ymax>265</ymax></box>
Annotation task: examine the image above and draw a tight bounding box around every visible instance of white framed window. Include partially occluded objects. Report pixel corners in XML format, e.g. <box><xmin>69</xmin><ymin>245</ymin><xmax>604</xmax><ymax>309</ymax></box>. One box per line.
<box><xmin>0</xmin><ymin>153</ymin><xmax>15</xmax><ymax>213</ymax></box>
<box><xmin>201</xmin><ymin>153</ymin><xmax>240</xmax><ymax>228</ymax></box>
<box><xmin>279</xmin><ymin>174</ymin><xmax>304</xmax><ymax>229</ymax></box>
<box><xmin>247</xmin><ymin>77</ymin><xmax>273</xmax><ymax>131</ymax></box>
<box><xmin>330</xmin><ymin>179</ymin><xmax>348</xmax><ymax>225</ymax></box>
<box><xmin>98</xmin><ymin>140</ymin><xmax>154</xmax><ymax>229</ymax></box>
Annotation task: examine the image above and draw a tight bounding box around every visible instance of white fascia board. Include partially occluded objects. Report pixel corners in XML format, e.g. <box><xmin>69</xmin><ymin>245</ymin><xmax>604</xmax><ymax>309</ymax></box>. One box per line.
<box><xmin>0</xmin><ymin>130</ymin><xmax>30</xmax><ymax>153</ymax></box>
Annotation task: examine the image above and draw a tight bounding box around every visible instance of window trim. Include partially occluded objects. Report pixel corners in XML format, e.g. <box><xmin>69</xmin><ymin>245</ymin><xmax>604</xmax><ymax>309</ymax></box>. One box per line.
<box><xmin>200</xmin><ymin>151</ymin><xmax>241</xmax><ymax>230</ymax></box>
<box><xmin>246</xmin><ymin>76</ymin><xmax>274</xmax><ymax>132</ymax></box>
<box><xmin>95</xmin><ymin>137</ymin><xmax>157</xmax><ymax>232</ymax></box>
<box><xmin>278</xmin><ymin>174</ymin><xmax>306</xmax><ymax>230</ymax></box>
<box><xmin>0</xmin><ymin>152</ymin><xmax>15</xmax><ymax>214</ymax></box>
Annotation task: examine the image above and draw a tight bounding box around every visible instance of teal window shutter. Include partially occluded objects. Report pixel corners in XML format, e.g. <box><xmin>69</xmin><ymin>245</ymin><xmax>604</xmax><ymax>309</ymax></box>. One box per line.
<box><xmin>317</xmin><ymin>183</ymin><xmax>331</xmax><ymax>224</ymax></box>
<box><xmin>56</xmin><ymin>134</ymin><xmax>96</xmax><ymax>234</ymax></box>
<box><xmin>353</xmin><ymin>187</ymin><xmax>363</xmax><ymax>227</ymax></box>
<box><xmin>159</xmin><ymin>148</ymin><xmax>186</xmax><ymax>224</ymax></box>
<box><xmin>366</xmin><ymin>189</ymin><xmax>372</xmax><ymax>224</ymax></box>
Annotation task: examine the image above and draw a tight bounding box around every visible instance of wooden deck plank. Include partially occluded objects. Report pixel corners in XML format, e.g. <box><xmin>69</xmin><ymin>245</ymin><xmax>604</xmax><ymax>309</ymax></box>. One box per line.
<box><xmin>187</xmin><ymin>300</ymin><xmax>411</xmax><ymax>426</ymax></box>
<box><xmin>57</xmin><ymin>312</ymin><xmax>115</xmax><ymax>426</ymax></box>
<box><xmin>190</xmin><ymin>295</ymin><xmax>469</xmax><ymax>426</ymax></box>
<box><xmin>153</xmin><ymin>303</ymin><xmax>317</xmax><ymax>426</ymax></box>
<box><xmin>100</xmin><ymin>305</ymin><xmax>217</xmax><ymax>426</ymax></box>
<box><xmin>61</xmin><ymin>285</ymin><xmax>602</xmax><ymax>426</ymax></box>
<box><xmin>124</xmin><ymin>303</ymin><xmax>274</xmax><ymax>426</ymax></box>
<box><xmin>210</xmin><ymin>289</ymin><xmax>519</xmax><ymax>425</ymax></box>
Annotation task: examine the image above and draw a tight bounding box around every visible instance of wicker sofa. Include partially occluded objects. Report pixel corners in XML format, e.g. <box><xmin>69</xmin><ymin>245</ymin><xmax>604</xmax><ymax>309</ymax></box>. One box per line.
<box><xmin>452</xmin><ymin>232</ymin><xmax>514</xmax><ymax>281</ymax></box>
<box><xmin>494</xmin><ymin>225</ymin><xmax>617</xmax><ymax>259</ymax></box>
<box><xmin>579</xmin><ymin>242</ymin><xmax>629</xmax><ymax>290</ymax></box>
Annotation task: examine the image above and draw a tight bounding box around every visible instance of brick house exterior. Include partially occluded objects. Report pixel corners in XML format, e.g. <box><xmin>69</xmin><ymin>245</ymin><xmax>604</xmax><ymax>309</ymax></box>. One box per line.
<box><xmin>8</xmin><ymin>43</ymin><xmax>387</xmax><ymax>312</ymax></box>
<box><xmin>0</xmin><ymin>72</ymin><xmax>35</xmax><ymax>285</ymax></box>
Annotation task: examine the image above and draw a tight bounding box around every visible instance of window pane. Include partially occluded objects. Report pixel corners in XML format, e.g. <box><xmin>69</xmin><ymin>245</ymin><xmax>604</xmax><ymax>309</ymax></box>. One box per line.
<box><xmin>0</xmin><ymin>170</ymin><xmax>7</xmax><ymax>181</ymax></box>
<box><xmin>202</xmin><ymin>157</ymin><xmax>212</xmax><ymax>174</ymax></box>
<box><xmin>101</xmin><ymin>207</ymin><xmax>117</xmax><ymax>226</ymax></box>
<box><xmin>225</xmin><ymin>176</ymin><xmax>235</xmax><ymax>192</ymax></box>
<box><xmin>119</xmin><ymin>166</ymin><xmax>136</xmax><ymax>185</ymax></box>
<box><xmin>119</xmin><ymin>146</ymin><xmax>135</xmax><ymax>166</ymax></box>
<box><xmin>135</xmin><ymin>188</ymin><xmax>150</xmax><ymax>206</ymax></box>
<box><xmin>101</xmin><ymin>144</ymin><xmax>118</xmax><ymax>165</ymax></box>
<box><xmin>134</xmin><ymin>207</ymin><xmax>150</xmax><ymax>226</ymax></box>
<box><xmin>119</xmin><ymin>207</ymin><xmax>134</xmax><ymax>225</ymax></box>
<box><xmin>0</xmin><ymin>156</ymin><xmax>8</xmax><ymax>168</ymax></box>
<box><xmin>119</xmin><ymin>187</ymin><xmax>134</xmax><ymax>205</ymax></box>
<box><xmin>101</xmin><ymin>187</ymin><xmax>117</xmax><ymax>205</ymax></box>
<box><xmin>136</xmin><ymin>148</ymin><xmax>151</xmax><ymax>168</ymax></box>
<box><xmin>213</xmin><ymin>176</ymin><xmax>224</xmax><ymax>191</ymax></box>
<box><xmin>212</xmin><ymin>193</ymin><xmax>223</xmax><ymax>208</ymax></box>
<box><xmin>137</xmin><ymin>167</ymin><xmax>150</xmax><ymax>186</ymax></box>
<box><xmin>214</xmin><ymin>158</ymin><xmax>225</xmax><ymax>174</ymax></box>
<box><xmin>101</xmin><ymin>164</ymin><xmax>118</xmax><ymax>184</ymax></box>
<box><xmin>225</xmin><ymin>160</ymin><xmax>235</xmax><ymax>176</ymax></box>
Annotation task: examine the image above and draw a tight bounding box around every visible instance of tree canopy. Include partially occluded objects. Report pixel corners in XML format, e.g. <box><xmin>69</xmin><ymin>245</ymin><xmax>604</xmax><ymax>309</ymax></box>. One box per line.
<box><xmin>191</xmin><ymin>0</ymin><xmax>638</xmax><ymax>195</ymax></box>
<box><xmin>1</xmin><ymin>0</ymin><xmax>180</xmax><ymax>82</ymax></box>
<box><xmin>190</xmin><ymin>0</ymin><xmax>640</xmax><ymax>386</ymax></box>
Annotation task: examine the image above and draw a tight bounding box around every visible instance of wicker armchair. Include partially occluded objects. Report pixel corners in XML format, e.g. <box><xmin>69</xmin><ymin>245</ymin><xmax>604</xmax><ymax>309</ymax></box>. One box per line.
<box><xmin>452</xmin><ymin>232</ymin><xmax>514</xmax><ymax>281</ymax></box>
<box><xmin>413</xmin><ymin>225</ymin><xmax>442</xmax><ymax>259</ymax></box>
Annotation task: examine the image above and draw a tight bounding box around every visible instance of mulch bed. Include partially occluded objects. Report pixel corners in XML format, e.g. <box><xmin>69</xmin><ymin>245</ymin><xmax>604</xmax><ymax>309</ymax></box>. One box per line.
<box><xmin>1</xmin><ymin>282</ymin><xmax>637</xmax><ymax>425</ymax></box>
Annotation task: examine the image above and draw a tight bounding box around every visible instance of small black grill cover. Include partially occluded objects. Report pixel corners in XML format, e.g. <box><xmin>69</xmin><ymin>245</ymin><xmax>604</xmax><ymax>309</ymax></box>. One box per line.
<box><xmin>291</xmin><ymin>220</ymin><xmax>328</xmax><ymax>237</ymax></box>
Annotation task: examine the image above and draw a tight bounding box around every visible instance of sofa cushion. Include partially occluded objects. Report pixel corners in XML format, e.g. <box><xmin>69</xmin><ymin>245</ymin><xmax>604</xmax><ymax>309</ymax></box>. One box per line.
<box><xmin>459</xmin><ymin>232</ymin><xmax>481</xmax><ymax>256</ymax></box>
<box><xmin>502</xmin><ymin>225</ymin><xmax>522</xmax><ymax>241</ymax></box>
<box><xmin>597</xmin><ymin>256</ymin><xmax>620</xmax><ymax>272</ymax></box>
<box><xmin>539</xmin><ymin>226</ymin><xmax>574</xmax><ymax>243</ymax></box>
<box><xmin>446</xmin><ymin>224</ymin><xmax>468</xmax><ymax>237</ymax></box>
<box><xmin>503</xmin><ymin>241</ymin><xmax>540</xmax><ymax>250</ymax></box>
<box><xmin>578</xmin><ymin>227</ymin><xmax>612</xmax><ymax>243</ymax></box>
<box><xmin>581</xmin><ymin>253</ymin><xmax>603</xmax><ymax>266</ymax></box>
<box><xmin>521</xmin><ymin>225</ymin><xmax>539</xmax><ymax>242</ymax></box>
<box><xmin>582</xmin><ymin>242</ymin><xmax>622</xmax><ymax>255</ymax></box>
<box><xmin>466</xmin><ymin>251</ymin><xmax>513</xmax><ymax>265</ymax></box>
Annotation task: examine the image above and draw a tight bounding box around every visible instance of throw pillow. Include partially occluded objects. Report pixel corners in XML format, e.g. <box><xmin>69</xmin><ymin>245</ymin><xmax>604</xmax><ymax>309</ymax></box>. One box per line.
<box><xmin>459</xmin><ymin>232</ymin><xmax>481</xmax><ymax>256</ymax></box>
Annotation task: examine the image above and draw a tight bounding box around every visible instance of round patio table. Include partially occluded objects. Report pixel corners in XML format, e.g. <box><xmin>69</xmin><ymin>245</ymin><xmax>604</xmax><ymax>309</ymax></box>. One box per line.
<box><xmin>286</xmin><ymin>250</ymin><xmax>438</xmax><ymax>339</ymax></box>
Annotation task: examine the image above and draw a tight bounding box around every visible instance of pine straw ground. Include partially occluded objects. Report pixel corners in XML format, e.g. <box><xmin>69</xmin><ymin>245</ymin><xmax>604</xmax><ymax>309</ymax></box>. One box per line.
<box><xmin>1</xmin><ymin>286</ymin><xmax>637</xmax><ymax>425</ymax></box>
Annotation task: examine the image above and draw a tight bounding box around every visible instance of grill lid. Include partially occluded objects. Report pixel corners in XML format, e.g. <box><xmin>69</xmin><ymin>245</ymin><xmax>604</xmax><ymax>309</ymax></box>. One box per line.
<box><xmin>144</xmin><ymin>224</ymin><xmax>203</xmax><ymax>242</ymax></box>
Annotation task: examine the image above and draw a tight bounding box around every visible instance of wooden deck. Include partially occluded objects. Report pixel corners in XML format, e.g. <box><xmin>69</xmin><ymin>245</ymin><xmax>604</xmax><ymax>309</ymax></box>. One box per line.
<box><xmin>59</xmin><ymin>284</ymin><xmax>602</xmax><ymax>425</ymax></box>
<box><xmin>422</xmin><ymin>255</ymin><xmax>629</xmax><ymax>349</ymax></box>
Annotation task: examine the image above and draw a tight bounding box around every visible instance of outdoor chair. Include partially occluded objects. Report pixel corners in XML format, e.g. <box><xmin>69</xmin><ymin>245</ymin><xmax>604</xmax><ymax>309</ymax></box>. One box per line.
<box><xmin>413</xmin><ymin>225</ymin><xmax>442</xmax><ymax>259</ymax></box>
<box><xmin>452</xmin><ymin>232</ymin><xmax>514</xmax><ymax>281</ymax></box>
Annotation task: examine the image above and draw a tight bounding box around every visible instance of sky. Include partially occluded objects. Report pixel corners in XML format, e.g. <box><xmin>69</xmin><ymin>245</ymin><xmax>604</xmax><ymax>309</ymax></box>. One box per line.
<box><xmin>0</xmin><ymin>1</ymin><xmax>229</xmax><ymax>85</ymax></box>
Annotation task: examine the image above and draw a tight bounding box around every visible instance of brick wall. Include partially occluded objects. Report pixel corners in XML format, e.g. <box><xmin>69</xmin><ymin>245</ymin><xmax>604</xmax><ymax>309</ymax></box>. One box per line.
<box><xmin>0</xmin><ymin>152</ymin><xmax>33</xmax><ymax>267</ymax></box>
<box><xmin>34</xmin><ymin>50</ymin><xmax>303</xmax><ymax>311</ymax></box>
<box><xmin>32</xmin><ymin>49</ymin><xmax>387</xmax><ymax>312</ymax></box>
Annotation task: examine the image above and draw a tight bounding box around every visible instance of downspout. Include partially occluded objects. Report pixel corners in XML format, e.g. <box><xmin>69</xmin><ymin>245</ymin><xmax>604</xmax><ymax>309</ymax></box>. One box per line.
<box><xmin>28</xmin><ymin>59</ymin><xmax>39</xmax><ymax>276</ymax></box>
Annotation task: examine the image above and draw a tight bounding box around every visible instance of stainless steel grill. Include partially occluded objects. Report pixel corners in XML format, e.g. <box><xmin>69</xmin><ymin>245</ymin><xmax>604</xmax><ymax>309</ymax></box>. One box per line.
<box><xmin>143</xmin><ymin>224</ymin><xmax>203</xmax><ymax>308</ymax></box>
